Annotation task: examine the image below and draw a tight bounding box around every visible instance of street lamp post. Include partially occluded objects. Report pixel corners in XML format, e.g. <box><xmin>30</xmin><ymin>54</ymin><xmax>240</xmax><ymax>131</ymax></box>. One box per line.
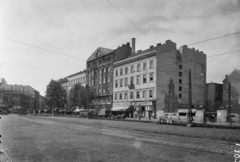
<box><xmin>228</xmin><ymin>82</ymin><xmax>232</xmax><ymax>125</ymax></box>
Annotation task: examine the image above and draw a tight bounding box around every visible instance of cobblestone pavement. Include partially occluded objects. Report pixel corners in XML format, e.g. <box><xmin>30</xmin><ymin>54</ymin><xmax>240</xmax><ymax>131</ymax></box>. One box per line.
<box><xmin>22</xmin><ymin>116</ymin><xmax>239</xmax><ymax>155</ymax></box>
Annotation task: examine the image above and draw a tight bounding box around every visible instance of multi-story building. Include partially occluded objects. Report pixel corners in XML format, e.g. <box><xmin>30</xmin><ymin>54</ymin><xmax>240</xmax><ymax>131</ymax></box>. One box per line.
<box><xmin>67</xmin><ymin>70</ymin><xmax>86</xmax><ymax>90</ymax></box>
<box><xmin>222</xmin><ymin>69</ymin><xmax>240</xmax><ymax>114</ymax></box>
<box><xmin>86</xmin><ymin>41</ymin><xmax>132</xmax><ymax>111</ymax></box>
<box><xmin>206</xmin><ymin>82</ymin><xmax>223</xmax><ymax>112</ymax></box>
<box><xmin>113</xmin><ymin>39</ymin><xmax>206</xmax><ymax>119</ymax></box>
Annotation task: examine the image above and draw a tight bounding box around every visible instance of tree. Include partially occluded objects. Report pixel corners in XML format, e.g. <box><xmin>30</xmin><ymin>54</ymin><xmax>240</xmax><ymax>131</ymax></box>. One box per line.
<box><xmin>45</xmin><ymin>79</ymin><xmax>67</xmax><ymax>113</ymax></box>
<box><xmin>68</xmin><ymin>84</ymin><xmax>93</xmax><ymax>110</ymax></box>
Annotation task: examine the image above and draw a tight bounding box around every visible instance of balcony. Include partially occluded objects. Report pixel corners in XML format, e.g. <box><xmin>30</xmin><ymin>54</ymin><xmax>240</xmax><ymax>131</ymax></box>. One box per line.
<box><xmin>128</xmin><ymin>84</ymin><xmax>135</xmax><ymax>89</ymax></box>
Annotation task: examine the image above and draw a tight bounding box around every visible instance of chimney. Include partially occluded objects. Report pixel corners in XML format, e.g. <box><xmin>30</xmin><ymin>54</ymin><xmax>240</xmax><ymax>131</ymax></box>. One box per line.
<box><xmin>132</xmin><ymin>38</ymin><xmax>135</xmax><ymax>54</ymax></box>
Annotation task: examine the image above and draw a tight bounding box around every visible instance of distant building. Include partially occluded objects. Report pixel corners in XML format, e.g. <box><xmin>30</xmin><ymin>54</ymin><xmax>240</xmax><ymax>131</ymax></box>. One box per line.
<box><xmin>222</xmin><ymin>69</ymin><xmax>240</xmax><ymax>114</ymax></box>
<box><xmin>86</xmin><ymin>41</ymin><xmax>132</xmax><ymax>111</ymax></box>
<box><xmin>67</xmin><ymin>70</ymin><xmax>86</xmax><ymax>89</ymax></box>
<box><xmin>206</xmin><ymin>82</ymin><xmax>223</xmax><ymax>112</ymax></box>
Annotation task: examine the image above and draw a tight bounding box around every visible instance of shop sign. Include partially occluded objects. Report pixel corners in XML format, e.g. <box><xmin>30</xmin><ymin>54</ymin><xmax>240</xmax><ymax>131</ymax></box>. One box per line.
<box><xmin>113</xmin><ymin>102</ymin><xmax>131</xmax><ymax>107</ymax></box>
<box><xmin>132</xmin><ymin>101</ymin><xmax>152</xmax><ymax>106</ymax></box>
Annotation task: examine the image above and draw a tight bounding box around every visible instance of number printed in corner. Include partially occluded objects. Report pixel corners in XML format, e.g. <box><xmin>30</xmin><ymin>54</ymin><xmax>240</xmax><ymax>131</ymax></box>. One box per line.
<box><xmin>235</xmin><ymin>143</ymin><xmax>240</xmax><ymax>162</ymax></box>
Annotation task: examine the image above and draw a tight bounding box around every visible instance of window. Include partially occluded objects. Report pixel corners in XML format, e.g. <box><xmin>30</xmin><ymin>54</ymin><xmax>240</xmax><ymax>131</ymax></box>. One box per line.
<box><xmin>103</xmin><ymin>88</ymin><xmax>105</xmax><ymax>94</ymax></box>
<box><xmin>115</xmin><ymin>94</ymin><xmax>117</xmax><ymax>100</ymax></box>
<box><xmin>120</xmin><ymin>79</ymin><xmax>123</xmax><ymax>87</ymax></box>
<box><xmin>124</xmin><ymin>93</ymin><xmax>128</xmax><ymax>100</ymax></box>
<box><xmin>103</xmin><ymin>68</ymin><xmax>106</xmax><ymax>73</ymax></box>
<box><xmin>115</xmin><ymin>70</ymin><xmax>118</xmax><ymax>77</ymax></box>
<box><xmin>99</xmin><ymin>88</ymin><xmax>101</xmax><ymax>94</ymax></box>
<box><xmin>107</xmin><ymin>87</ymin><xmax>110</xmax><ymax>94</ymax></box>
<box><xmin>131</xmin><ymin>65</ymin><xmax>134</xmax><ymax>73</ymax></box>
<box><xmin>137</xmin><ymin>64</ymin><xmax>141</xmax><ymax>72</ymax></box>
<box><xmin>103</xmin><ymin>78</ymin><xmax>105</xmax><ymax>84</ymax></box>
<box><xmin>99</xmin><ymin>78</ymin><xmax>101</xmax><ymax>84</ymax></box>
<box><xmin>143</xmin><ymin>74</ymin><xmax>147</xmax><ymax>83</ymax></box>
<box><xmin>108</xmin><ymin>77</ymin><xmax>110</xmax><ymax>83</ymax></box>
<box><xmin>103</xmin><ymin>58</ymin><xmax>106</xmax><ymax>63</ymax></box>
<box><xmin>119</xmin><ymin>93</ymin><xmax>122</xmax><ymax>100</ymax></box>
<box><xmin>108</xmin><ymin>67</ymin><xmax>110</xmax><ymax>72</ymax></box>
<box><xmin>99</xmin><ymin>60</ymin><xmax>102</xmax><ymax>65</ymax></box>
<box><xmin>136</xmin><ymin>91</ymin><xmax>140</xmax><ymax>99</ymax></box>
<box><xmin>124</xmin><ymin>78</ymin><xmax>128</xmax><ymax>87</ymax></box>
<box><xmin>92</xmin><ymin>80</ymin><xmax>94</xmax><ymax>85</ymax></box>
<box><xmin>149</xmin><ymin>90</ymin><xmax>153</xmax><ymax>98</ymax></box>
<box><xmin>125</xmin><ymin>67</ymin><xmax>128</xmax><ymax>74</ymax></box>
<box><xmin>179</xmin><ymin>72</ymin><xmax>182</xmax><ymax>77</ymax></box>
<box><xmin>179</xmin><ymin>86</ymin><xmax>182</xmax><ymax>91</ymax></box>
<box><xmin>149</xmin><ymin>73</ymin><xmax>154</xmax><ymax>82</ymax></box>
<box><xmin>107</xmin><ymin>57</ymin><xmax>111</xmax><ymax>62</ymax></box>
<box><xmin>136</xmin><ymin>75</ymin><xmax>140</xmax><ymax>84</ymax></box>
<box><xmin>120</xmin><ymin>69</ymin><xmax>123</xmax><ymax>76</ymax></box>
<box><xmin>115</xmin><ymin>80</ymin><xmax>118</xmax><ymax>88</ymax></box>
<box><xmin>179</xmin><ymin>65</ymin><xmax>182</xmax><ymax>69</ymax></box>
<box><xmin>130</xmin><ymin>77</ymin><xmax>134</xmax><ymax>85</ymax></box>
<box><xmin>179</xmin><ymin>94</ymin><xmax>182</xmax><ymax>98</ymax></box>
<box><xmin>179</xmin><ymin>79</ymin><xmax>182</xmax><ymax>84</ymax></box>
<box><xmin>92</xmin><ymin>71</ymin><xmax>94</xmax><ymax>76</ymax></box>
<box><xmin>130</xmin><ymin>92</ymin><xmax>134</xmax><ymax>99</ymax></box>
<box><xmin>142</xmin><ymin>91</ymin><xmax>146</xmax><ymax>99</ymax></box>
<box><xmin>143</xmin><ymin>62</ymin><xmax>147</xmax><ymax>70</ymax></box>
<box><xmin>150</xmin><ymin>60</ymin><xmax>154</xmax><ymax>69</ymax></box>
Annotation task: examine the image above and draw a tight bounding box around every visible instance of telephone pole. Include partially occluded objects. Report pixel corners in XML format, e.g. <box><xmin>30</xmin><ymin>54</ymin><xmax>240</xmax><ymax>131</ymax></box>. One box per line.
<box><xmin>188</xmin><ymin>69</ymin><xmax>193</xmax><ymax>125</ymax></box>
<box><xmin>229</xmin><ymin>82</ymin><xmax>232</xmax><ymax>125</ymax></box>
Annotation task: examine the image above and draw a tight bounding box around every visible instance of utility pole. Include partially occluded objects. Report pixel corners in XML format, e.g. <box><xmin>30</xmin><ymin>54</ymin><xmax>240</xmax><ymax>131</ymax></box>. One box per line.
<box><xmin>202</xmin><ymin>65</ymin><xmax>206</xmax><ymax>123</ymax></box>
<box><xmin>188</xmin><ymin>69</ymin><xmax>193</xmax><ymax>125</ymax></box>
<box><xmin>229</xmin><ymin>82</ymin><xmax>232</xmax><ymax>125</ymax></box>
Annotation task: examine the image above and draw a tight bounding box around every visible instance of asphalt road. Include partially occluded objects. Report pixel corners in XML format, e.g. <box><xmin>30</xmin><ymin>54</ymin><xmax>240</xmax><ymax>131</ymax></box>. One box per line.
<box><xmin>0</xmin><ymin>114</ymin><xmax>238</xmax><ymax>162</ymax></box>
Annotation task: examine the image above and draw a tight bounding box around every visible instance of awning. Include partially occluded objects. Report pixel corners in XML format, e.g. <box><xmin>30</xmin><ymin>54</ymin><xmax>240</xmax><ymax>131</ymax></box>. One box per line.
<box><xmin>110</xmin><ymin>107</ymin><xmax>128</xmax><ymax>111</ymax></box>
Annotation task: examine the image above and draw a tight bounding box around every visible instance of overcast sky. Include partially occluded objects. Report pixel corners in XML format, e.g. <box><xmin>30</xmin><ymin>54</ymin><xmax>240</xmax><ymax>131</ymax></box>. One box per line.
<box><xmin>0</xmin><ymin>0</ymin><xmax>240</xmax><ymax>96</ymax></box>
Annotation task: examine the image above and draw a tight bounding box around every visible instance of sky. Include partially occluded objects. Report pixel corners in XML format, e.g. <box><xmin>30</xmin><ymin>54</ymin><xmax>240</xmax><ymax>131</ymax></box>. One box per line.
<box><xmin>0</xmin><ymin>0</ymin><xmax>240</xmax><ymax>96</ymax></box>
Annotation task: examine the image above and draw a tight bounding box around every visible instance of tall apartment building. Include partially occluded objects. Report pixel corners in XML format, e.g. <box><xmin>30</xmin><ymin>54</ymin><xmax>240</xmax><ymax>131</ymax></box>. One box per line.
<box><xmin>222</xmin><ymin>69</ymin><xmax>240</xmax><ymax>114</ymax></box>
<box><xmin>86</xmin><ymin>41</ymin><xmax>132</xmax><ymax>111</ymax></box>
<box><xmin>113</xmin><ymin>39</ymin><xmax>206</xmax><ymax>119</ymax></box>
<box><xmin>206</xmin><ymin>82</ymin><xmax>223</xmax><ymax>112</ymax></box>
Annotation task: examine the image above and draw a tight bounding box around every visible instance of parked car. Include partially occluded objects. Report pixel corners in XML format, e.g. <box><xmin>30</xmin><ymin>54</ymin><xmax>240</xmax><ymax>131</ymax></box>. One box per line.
<box><xmin>0</xmin><ymin>109</ymin><xmax>8</xmax><ymax>115</ymax></box>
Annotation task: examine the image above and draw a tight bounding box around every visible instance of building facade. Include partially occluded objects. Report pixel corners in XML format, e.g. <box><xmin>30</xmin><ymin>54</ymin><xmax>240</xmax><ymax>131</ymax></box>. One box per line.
<box><xmin>113</xmin><ymin>39</ymin><xmax>206</xmax><ymax>119</ymax></box>
<box><xmin>86</xmin><ymin>41</ymin><xmax>132</xmax><ymax>111</ymax></box>
<box><xmin>222</xmin><ymin>69</ymin><xmax>240</xmax><ymax>114</ymax></box>
<box><xmin>206</xmin><ymin>82</ymin><xmax>223</xmax><ymax>112</ymax></box>
<box><xmin>67</xmin><ymin>70</ymin><xmax>86</xmax><ymax>90</ymax></box>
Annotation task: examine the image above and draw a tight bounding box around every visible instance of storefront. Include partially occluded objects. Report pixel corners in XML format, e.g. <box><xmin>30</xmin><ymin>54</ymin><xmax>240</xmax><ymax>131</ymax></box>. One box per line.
<box><xmin>132</xmin><ymin>101</ymin><xmax>156</xmax><ymax>119</ymax></box>
<box><xmin>110</xmin><ymin>102</ymin><xmax>131</xmax><ymax>117</ymax></box>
